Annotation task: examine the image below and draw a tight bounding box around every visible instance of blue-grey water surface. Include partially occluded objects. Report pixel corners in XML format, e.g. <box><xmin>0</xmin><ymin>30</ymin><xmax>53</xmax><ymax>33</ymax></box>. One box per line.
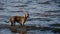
<box><xmin>0</xmin><ymin>0</ymin><xmax>60</xmax><ymax>34</ymax></box>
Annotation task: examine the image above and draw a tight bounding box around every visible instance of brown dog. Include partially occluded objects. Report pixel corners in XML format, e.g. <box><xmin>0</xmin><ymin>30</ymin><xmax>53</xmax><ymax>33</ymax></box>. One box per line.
<box><xmin>9</xmin><ymin>12</ymin><xmax>29</xmax><ymax>26</ymax></box>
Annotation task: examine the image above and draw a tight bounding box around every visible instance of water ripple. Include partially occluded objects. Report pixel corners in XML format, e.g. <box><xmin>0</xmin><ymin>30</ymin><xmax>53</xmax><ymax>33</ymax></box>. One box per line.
<box><xmin>0</xmin><ymin>8</ymin><xmax>5</xmax><ymax>10</ymax></box>
<box><xmin>13</xmin><ymin>5</ymin><xmax>28</xmax><ymax>7</ymax></box>
<box><xmin>27</xmin><ymin>18</ymin><xmax>52</xmax><ymax>21</ymax></box>
<box><xmin>38</xmin><ymin>1</ymin><xmax>50</xmax><ymax>4</ymax></box>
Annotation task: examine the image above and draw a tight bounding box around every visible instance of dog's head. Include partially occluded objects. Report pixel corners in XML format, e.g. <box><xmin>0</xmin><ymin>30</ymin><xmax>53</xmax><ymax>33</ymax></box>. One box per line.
<box><xmin>24</xmin><ymin>12</ymin><xmax>29</xmax><ymax>18</ymax></box>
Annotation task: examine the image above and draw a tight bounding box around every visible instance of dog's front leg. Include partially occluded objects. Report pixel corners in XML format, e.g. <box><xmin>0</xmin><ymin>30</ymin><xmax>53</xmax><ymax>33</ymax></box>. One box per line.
<box><xmin>19</xmin><ymin>21</ymin><xmax>22</xmax><ymax>26</ymax></box>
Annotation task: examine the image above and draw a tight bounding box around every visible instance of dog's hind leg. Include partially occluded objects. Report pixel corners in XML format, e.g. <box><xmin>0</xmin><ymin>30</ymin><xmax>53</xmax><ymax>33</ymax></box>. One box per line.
<box><xmin>10</xmin><ymin>18</ymin><xmax>15</xmax><ymax>26</ymax></box>
<box><xmin>11</xmin><ymin>20</ymin><xmax>15</xmax><ymax>26</ymax></box>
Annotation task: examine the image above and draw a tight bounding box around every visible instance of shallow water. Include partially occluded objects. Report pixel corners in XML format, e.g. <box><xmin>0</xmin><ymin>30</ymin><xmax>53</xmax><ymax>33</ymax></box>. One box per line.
<box><xmin>0</xmin><ymin>0</ymin><xmax>60</xmax><ymax>34</ymax></box>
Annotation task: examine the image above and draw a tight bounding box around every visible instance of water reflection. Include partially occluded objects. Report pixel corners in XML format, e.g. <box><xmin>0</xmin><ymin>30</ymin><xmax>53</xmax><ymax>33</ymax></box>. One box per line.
<box><xmin>10</xmin><ymin>26</ymin><xmax>27</xmax><ymax>34</ymax></box>
<box><xmin>9</xmin><ymin>25</ymin><xmax>40</xmax><ymax>34</ymax></box>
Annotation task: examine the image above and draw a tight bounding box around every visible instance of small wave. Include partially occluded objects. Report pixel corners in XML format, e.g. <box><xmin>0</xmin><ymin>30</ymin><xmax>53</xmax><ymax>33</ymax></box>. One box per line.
<box><xmin>45</xmin><ymin>10</ymin><xmax>60</xmax><ymax>13</ymax></box>
<box><xmin>27</xmin><ymin>18</ymin><xmax>52</xmax><ymax>21</ymax></box>
<box><xmin>13</xmin><ymin>4</ymin><xmax>28</xmax><ymax>7</ymax></box>
<box><xmin>0</xmin><ymin>2</ymin><xmax>5</xmax><ymax>5</ymax></box>
<box><xmin>8</xmin><ymin>11</ymin><xmax>23</xmax><ymax>13</ymax></box>
<box><xmin>58</xmin><ymin>5</ymin><xmax>60</xmax><ymax>7</ymax></box>
<box><xmin>38</xmin><ymin>1</ymin><xmax>50</xmax><ymax>4</ymax></box>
